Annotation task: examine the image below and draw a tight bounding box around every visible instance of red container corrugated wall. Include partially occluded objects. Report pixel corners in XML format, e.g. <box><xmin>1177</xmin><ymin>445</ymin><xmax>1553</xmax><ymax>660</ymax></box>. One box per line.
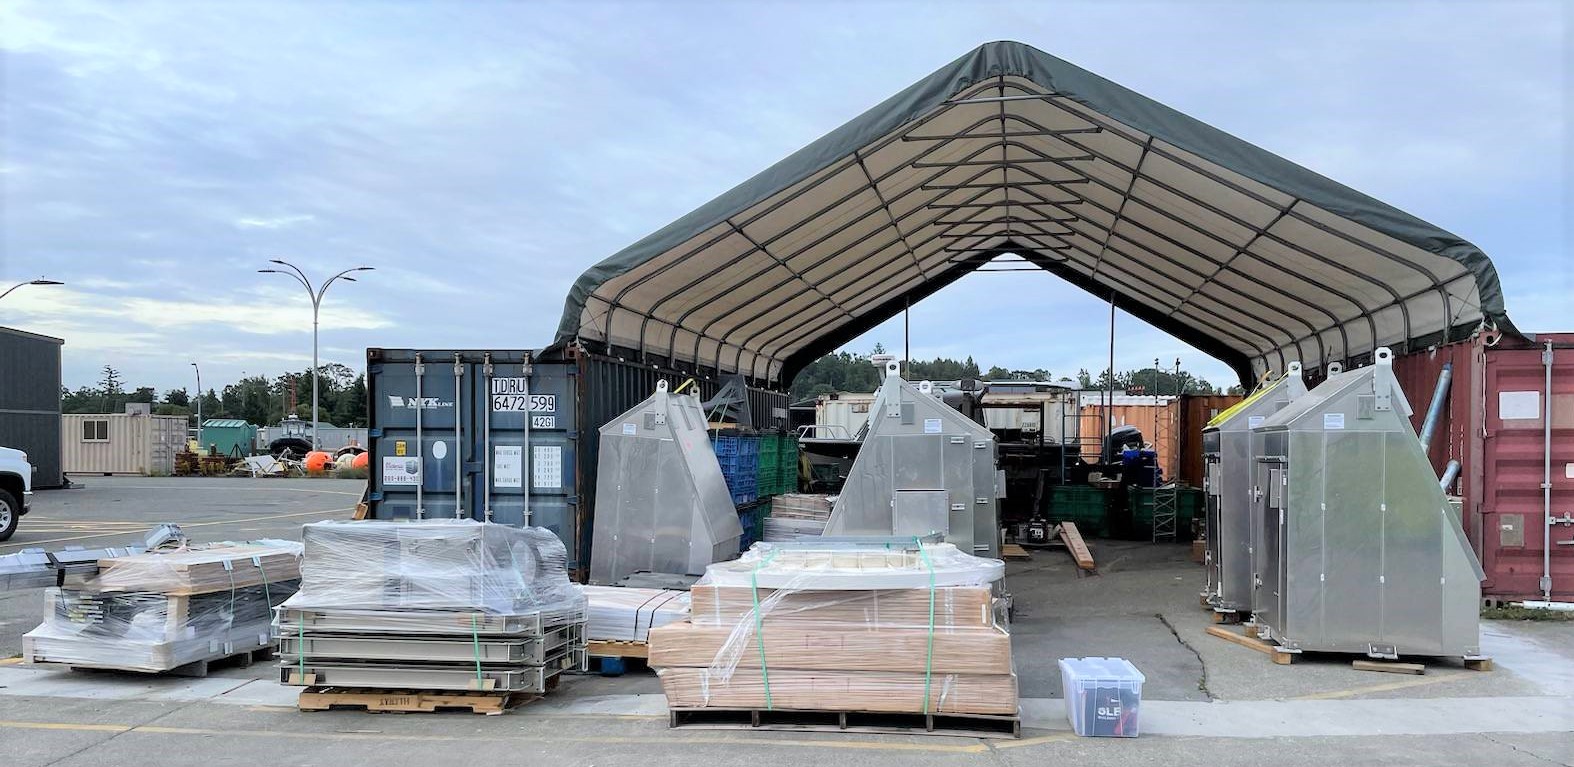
<box><xmin>1394</xmin><ymin>331</ymin><xmax>1574</xmax><ymax>602</ymax></box>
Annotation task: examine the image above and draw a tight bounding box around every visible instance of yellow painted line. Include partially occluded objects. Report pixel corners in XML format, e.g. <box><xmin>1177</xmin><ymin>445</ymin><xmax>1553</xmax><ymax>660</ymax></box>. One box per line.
<box><xmin>0</xmin><ymin>720</ymin><xmax>131</xmax><ymax>733</ymax></box>
<box><xmin>0</xmin><ymin>718</ymin><xmax>993</xmax><ymax>753</ymax></box>
<box><xmin>0</xmin><ymin>507</ymin><xmax>354</xmax><ymax>550</ymax></box>
<box><xmin>991</xmin><ymin>732</ymin><xmax>1077</xmax><ymax>749</ymax></box>
<box><xmin>112</xmin><ymin>485</ymin><xmax>365</xmax><ymax>496</ymax></box>
<box><xmin>1291</xmin><ymin>672</ymin><xmax>1472</xmax><ymax>700</ymax></box>
<box><xmin>0</xmin><ymin>658</ymin><xmax>24</xmax><ymax>665</ymax></box>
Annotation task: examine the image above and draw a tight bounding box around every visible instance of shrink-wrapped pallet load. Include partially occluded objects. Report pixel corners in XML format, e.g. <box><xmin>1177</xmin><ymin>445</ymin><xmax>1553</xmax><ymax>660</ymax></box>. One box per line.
<box><xmin>649</xmin><ymin>541</ymin><xmax>1016</xmax><ymax>722</ymax></box>
<box><xmin>23</xmin><ymin>541</ymin><xmax>303</xmax><ymax>673</ymax></box>
<box><xmin>276</xmin><ymin>520</ymin><xmax>587</xmax><ymax>698</ymax></box>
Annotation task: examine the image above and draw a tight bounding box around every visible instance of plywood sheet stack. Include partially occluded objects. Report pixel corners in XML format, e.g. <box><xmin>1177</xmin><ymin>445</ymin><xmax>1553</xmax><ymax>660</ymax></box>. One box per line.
<box><xmin>649</xmin><ymin>542</ymin><xmax>1015</xmax><ymax>717</ymax></box>
<box><xmin>23</xmin><ymin>541</ymin><xmax>303</xmax><ymax>673</ymax></box>
<box><xmin>276</xmin><ymin>520</ymin><xmax>587</xmax><ymax>696</ymax></box>
<box><xmin>762</xmin><ymin>494</ymin><xmax>834</xmax><ymax>542</ymax></box>
<box><xmin>582</xmin><ymin>585</ymin><xmax>690</xmax><ymax>643</ymax></box>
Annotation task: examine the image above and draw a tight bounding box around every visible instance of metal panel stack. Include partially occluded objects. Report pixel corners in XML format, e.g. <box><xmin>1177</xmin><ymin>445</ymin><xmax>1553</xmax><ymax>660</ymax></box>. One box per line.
<box><xmin>762</xmin><ymin>494</ymin><xmax>834</xmax><ymax>541</ymax></box>
<box><xmin>23</xmin><ymin>541</ymin><xmax>302</xmax><ymax>673</ymax></box>
<box><xmin>277</xmin><ymin>520</ymin><xmax>587</xmax><ymax>696</ymax></box>
<box><xmin>649</xmin><ymin>541</ymin><xmax>1016</xmax><ymax>729</ymax></box>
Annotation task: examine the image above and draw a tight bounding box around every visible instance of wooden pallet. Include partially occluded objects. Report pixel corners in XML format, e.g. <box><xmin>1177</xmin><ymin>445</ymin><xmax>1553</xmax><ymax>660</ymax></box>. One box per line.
<box><xmin>999</xmin><ymin>544</ymin><xmax>1033</xmax><ymax>560</ymax></box>
<box><xmin>1058</xmin><ymin>522</ymin><xmax>1096</xmax><ymax>570</ymax></box>
<box><xmin>1208</xmin><ymin>625</ymin><xmax>1493</xmax><ymax>671</ymax></box>
<box><xmin>669</xmin><ymin>707</ymin><xmax>1020</xmax><ymax>738</ymax></box>
<box><xmin>297</xmin><ymin>686</ymin><xmax>541</xmax><ymax>715</ymax></box>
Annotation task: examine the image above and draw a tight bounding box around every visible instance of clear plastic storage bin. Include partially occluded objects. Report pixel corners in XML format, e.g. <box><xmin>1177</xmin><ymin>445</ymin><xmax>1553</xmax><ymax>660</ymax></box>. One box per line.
<box><xmin>1059</xmin><ymin>656</ymin><xmax>1145</xmax><ymax>737</ymax></box>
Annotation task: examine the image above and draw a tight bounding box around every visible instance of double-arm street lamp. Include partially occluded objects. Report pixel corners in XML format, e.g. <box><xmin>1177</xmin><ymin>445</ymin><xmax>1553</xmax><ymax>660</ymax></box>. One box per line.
<box><xmin>258</xmin><ymin>260</ymin><xmax>374</xmax><ymax>450</ymax></box>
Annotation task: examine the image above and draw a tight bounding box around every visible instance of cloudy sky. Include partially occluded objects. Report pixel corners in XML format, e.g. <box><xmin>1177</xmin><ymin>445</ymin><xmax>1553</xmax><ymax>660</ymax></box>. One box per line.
<box><xmin>1</xmin><ymin>0</ymin><xmax>1566</xmax><ymax>393</ymax></box>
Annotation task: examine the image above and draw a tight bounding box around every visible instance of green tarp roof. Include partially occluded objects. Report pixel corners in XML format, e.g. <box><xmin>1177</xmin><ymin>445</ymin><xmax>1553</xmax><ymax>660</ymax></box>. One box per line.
<box><xmin>557</xmin><ymin>41</ymin><xmax>1513</xmax><ymax>387</ymax></box>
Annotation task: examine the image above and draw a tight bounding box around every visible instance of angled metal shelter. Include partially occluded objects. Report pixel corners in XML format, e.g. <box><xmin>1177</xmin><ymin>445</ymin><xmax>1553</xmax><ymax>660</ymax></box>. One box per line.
<box><xmin>557</xmin><ymin>41</ymin><xmax>1513</xmax><ymax>388</ymax></box>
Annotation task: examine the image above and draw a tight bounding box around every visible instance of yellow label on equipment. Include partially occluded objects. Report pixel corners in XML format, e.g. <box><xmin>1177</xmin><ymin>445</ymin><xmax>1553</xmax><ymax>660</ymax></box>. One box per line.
<box><xmin>395</xmin><ymin>441</ymin><xmax>407</xmax><ymax>456</ymax></box>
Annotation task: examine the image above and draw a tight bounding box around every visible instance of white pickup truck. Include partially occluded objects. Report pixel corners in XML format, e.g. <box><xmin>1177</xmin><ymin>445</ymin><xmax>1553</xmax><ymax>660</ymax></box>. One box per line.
<box><xmin>0</xmin><ymin>446</ymin><xmax>33</xmax><ymax>541</ymax></box>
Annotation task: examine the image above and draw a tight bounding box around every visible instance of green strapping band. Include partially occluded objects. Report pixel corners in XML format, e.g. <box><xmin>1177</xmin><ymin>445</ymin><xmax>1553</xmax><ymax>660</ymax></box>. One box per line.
<box><xmin>749</xmin><ymin>549</ymin><xmax>780</xmax><ymax>710</ymax></box>
<box><xmin>916</xmin><ymin>538</ymin><xmax>936</xmax><ymax>715</ymax></box>
<box><xmin>471</xmin><ymin>614</ymin><xmax>485</xmax><ymax>688</ymax></box>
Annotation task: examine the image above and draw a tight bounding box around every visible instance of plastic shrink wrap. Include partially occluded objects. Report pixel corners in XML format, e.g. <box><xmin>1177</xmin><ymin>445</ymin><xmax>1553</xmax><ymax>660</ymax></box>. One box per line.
<box><xmin>23</xmin><ymin>541</ymin><xmax>302</xmax><ymax>672</ymax></box>
<box><xmin>650</xmin><ymin>542</ymin><xmax>1016</xmax><ymax>716</ymax></box>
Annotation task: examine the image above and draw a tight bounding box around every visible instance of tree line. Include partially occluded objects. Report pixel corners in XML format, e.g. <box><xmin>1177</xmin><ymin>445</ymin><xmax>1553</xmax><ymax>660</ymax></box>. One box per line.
<box><xmin>61</xmin><ymin>364</ymin><xmax>369</xmax><ymax>427</ymax></box>
<box><xmin>788</xmin><ymin>345</ymin><xmax>1231</xmax><ymax>399</ymax></box>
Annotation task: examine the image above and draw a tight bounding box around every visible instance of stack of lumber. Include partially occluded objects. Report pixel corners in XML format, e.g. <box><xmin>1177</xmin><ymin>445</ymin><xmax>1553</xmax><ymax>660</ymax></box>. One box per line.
<box><xmin>762</xmin><ymin>494</ymin><xmax>833</xmax><ymax>542</ymax></box>
<box><xmin>582</xmin><ymin>585</ymin><xmax>689</xmax><ymax>643</ymax></box>
<box><xmin>23</xmin><ymin>541</ymin><xmax>302</xmax><ymax>673</ymax></box>
<box><xmin>277</xmin><ymin>520</ymin><xmax>587</xmax><ymax>697</ymax></box>
<box><xmin>650</xmin><ymin>542</ymin><xmax>1015</xmax><ymax>717</ymax></box>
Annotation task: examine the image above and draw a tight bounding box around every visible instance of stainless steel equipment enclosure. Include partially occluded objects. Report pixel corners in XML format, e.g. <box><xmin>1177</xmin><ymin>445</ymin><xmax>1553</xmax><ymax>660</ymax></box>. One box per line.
<box><xmin>824</xmin><ymin>360</ymin><xmax>1000</xmax><ymax>557</ymax></box>
<box><xmin>1203</xmin><ymin>362</ymin><xmax>1306</xmax><ymax>612</ymax></box>
<box><xmin>589</xmin><ymin>381</ymin><xmax>743</xmax><ymax>584</ymax></box>
<box><xmin>1251</xmin><ymin>348</ymin><xmax>1484</xmax><ymax>660</ymax></box>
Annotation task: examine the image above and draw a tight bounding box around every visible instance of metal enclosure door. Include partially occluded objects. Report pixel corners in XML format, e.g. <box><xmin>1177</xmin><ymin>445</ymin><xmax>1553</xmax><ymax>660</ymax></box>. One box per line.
<box><xmin>1321</xmin><ymin>430</ymin><xmax>1383</xmax><ymax>652</ymax></box>
<box><xmin>894</xmin><ymin>490</ymin><xmax>950</xmax><ymax>537</ymax></box>
<box><xmin>1256</xmin><ymin>459</ymin><xmax>1286</xmax><ymax>633</ymax></box>
<box><xmin>1203</xmin><ymin>452</ymin><xmax>1222</xmax><ymax>598</ymax></box>
<box><xmin>367</xmin><ymin>351</ymin><xmax>579</xmax><ymax>570</ymax></box>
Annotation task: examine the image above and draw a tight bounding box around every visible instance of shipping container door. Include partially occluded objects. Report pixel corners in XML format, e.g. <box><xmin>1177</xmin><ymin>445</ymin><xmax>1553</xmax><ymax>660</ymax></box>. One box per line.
<box><xmin>468</xmin><ymin>357</ymin><xmax>578</xmax><ymax>556</ymax></box>
<box><xmin>370</xmin><ymin>356</ymin><xmax>465</xmax><ymax>520</ymax></box>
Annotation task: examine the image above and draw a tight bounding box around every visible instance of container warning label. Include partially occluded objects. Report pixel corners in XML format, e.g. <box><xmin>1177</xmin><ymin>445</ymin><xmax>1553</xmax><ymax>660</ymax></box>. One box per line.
<box><xmin>1498</xmin><ymin>391</ymin><xmax>1540</xmax><ymax>420</ymax></box>
<box><xmin>621</xmin><ymin>423</ymin><xmax>637</xmax><ymax>435</ymax></box>
<box><xmin>1323</xmin><ymin>412</ymin><xmax>1345</xmax><ymax>430</ymax></box>
<box><xmin>493</xmin><ymin>445</ymin><xmax>523</xmax><ymax>488</ymax></box>
<box><xmin>382</xmin><ymin>456</ymin><xmax>421</xmax><ymax>486</ymax></box>
<box><xmin>1247</xmin><ymin>416</ymin><xmax>1265</xmax><ymax>429</ymax></box>
<box><xmin>923</xmin><ymin>418</ymin><xmax>942</xmax><ymax>434</ymax></box>
<box><xmin>532</xmin><ymin>445</ymin><xmax>561</xmax><ymax>489</ymax></box>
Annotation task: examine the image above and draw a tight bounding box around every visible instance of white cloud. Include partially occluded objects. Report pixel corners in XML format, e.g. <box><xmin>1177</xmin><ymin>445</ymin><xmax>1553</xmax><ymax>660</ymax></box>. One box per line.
<box><xmin>235</xmin><ymin>214</ymin><xmax>316</xmax><ymax>230</ymax></box>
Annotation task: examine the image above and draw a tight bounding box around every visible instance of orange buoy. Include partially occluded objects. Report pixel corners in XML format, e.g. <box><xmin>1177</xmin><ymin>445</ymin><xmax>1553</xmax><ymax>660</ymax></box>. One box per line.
<box><xmin>304</xmin><ymin>451</ymin><xmax>334</xmax><ymax>474</ymax></box>
<box><xmin>351</xmin><ymin>451</ymin><xmax>370</xmax><ymax>469</ymax></box>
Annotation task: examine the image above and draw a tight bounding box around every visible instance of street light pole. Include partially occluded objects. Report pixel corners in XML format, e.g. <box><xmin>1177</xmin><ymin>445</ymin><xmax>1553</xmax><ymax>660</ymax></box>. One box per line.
<box><xmin>258</xmin><ymin>260</ymin><xmax>374</xmax><ymax>451</ymax></box>
<box><xmin>0</xmin><ymin>278</ymin><xmax>65</xmax><ymax>302</ymax></box>
<box><xmin>191</xmin><ymin>362</ymin><xmax>202</xmax><ymax>450</ymax></box>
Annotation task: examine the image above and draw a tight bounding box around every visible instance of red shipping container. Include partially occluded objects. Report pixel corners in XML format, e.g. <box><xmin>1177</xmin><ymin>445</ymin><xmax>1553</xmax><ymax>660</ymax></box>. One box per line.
<box><xmin>1394</xmin><ymin>331</ymin><xmax>1574</xmax><ymax>602</ymax></box>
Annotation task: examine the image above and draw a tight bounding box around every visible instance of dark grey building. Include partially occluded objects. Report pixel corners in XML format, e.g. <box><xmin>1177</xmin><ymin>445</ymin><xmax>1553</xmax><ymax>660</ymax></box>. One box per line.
<box><xmin>0</xmin><ymin>326</ymin><xmax>64</xmax><ymax>488</ymax></box>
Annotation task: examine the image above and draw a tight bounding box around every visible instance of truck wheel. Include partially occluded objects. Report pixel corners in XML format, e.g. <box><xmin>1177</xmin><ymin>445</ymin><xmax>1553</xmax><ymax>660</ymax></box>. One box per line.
<box><xmin>0</xmin><ymin>489</ymin><xmax>17</xmax><ymax>542</ymax></box>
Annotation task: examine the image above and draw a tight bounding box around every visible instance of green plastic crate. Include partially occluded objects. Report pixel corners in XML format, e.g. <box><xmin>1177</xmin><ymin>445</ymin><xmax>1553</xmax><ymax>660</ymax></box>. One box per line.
<box><xmin>1046</xmin><ymin>485</ymin><xmax>1113</xmax><ymax>538</ymax></box>
<box><xmin>1127</xmin><ymin>486</ymin><xmax>1202</xmax><ymax>540</ymax></box>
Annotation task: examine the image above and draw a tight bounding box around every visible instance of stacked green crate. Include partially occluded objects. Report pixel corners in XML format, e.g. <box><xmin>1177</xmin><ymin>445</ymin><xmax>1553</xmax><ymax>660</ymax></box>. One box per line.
<box><xmin>777</xmin><ymin>435</ymin><xmax>799</xmax><ymax>494</ymax></box>
<box><xmin>1127</xmin><ymin>486</ymin><xmax>1203</xmax><ymax>540</ymax></box>
<box><xmin>1046</xmin><ymin>484</ymin><xmax>1114</xmax><ymax>538</ymax></box>
<box><xmin>755</xmin><ymin>433</ymin><xmax>783</xmax><ymax>496</ymax></box>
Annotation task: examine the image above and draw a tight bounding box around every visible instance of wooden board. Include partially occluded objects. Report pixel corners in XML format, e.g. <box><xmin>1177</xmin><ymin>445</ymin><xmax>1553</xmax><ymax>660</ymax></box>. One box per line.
<box><xmin>1352</xmin><ymin>659</ymin><xmax>1426</xmax><ymax>675</ymax></box>
<box><xmin>649</xmin><ymin>622</ymin><xmax>1012</xmax><ymax>674</ymax></box>
<box><xmin>689</xmin><ymin>585</ymin><xmax>995</xmax><ymax>630</ymax></box>
<box><xmin>999</xmin><ymin>544</ymin><xmax>1032</xmax><ymax>560</ymax></box>
<box><xmin>1058</xmin><ymin>523</ymin><xmax>1095</xmax><ymax>570</ymax></box>
<box><xmin>88</xmin><ymin>544</ymin><xmax>300</xmax><ymax>596</ymax></box>
<box><xmin>1205</xmin><ymin>625</ymin><xmax>1294</xmax><ymax>664</ymax></box>
<box><xmin>297</xmin><ymin>686</ymin><xmax>538</xmax><ymax>715</ymax></box>
<box><xmin>588</xmin><ymin>640</ymin><xmax>650</xmax><ymax>659</ymax></box>
<box><xmin>1465</xmin><ymin>658</ymin><xmax>1494</xmax><ymax>672</ymax></box>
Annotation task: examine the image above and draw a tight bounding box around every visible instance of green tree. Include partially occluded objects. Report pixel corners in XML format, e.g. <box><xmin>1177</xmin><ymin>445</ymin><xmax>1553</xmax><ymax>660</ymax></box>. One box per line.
<box><xmin>163</xmin><ymin>388</ymin><xmax>189</xmax><ymax>407</ymax></box>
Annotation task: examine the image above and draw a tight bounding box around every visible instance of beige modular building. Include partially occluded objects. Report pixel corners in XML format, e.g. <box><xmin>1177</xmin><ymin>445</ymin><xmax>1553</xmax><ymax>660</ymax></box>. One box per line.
<box><xmin>62</xmin><ymin>404</ymin><xmax>186</xmax><ymax>476</ymax></box>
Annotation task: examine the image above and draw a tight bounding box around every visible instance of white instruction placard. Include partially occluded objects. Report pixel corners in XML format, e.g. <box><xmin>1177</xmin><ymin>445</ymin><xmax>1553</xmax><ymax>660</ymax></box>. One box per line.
<box><xmin>532</xmin><ymin>445</ymin><xmax>562</xmax><ymax>489</ymax></box>
<box><xmin>621</xmin><ymin>423</ymin><xmax>637</xmax><ymax>435</ymax></box>
<box><xmin>923</xmin><ymin>418</ymin><xmax>942</xmax><ymax>434</ymax></box>
<box><xmin>382</xmin><ymin>456</ymin><xmax>421</xmax><ymax>486</ymax></box>
<box><xmin>1498</xmin><ymin>391</ymin><xmax>1540</xmax><ymax>420</ymax></box>
<box><xmin>1247</xmin><ymin>415</ymin><xmax>1265</xmax><ymax>429</ymax></box>
<box><xmin>493</xmin><ymin>445</ymin><xmax>523</xmax><ymax>488</ymax></box>
<box><xmin>1323</xmin><ymin>412</ymin><xmax>1346</xmax><ymax>430</ymax></box>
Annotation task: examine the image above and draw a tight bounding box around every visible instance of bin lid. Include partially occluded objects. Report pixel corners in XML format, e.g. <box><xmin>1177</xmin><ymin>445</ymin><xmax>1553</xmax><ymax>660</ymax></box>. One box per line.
<box><xmin>1059</xmin><ymin>657</ymin><xmax>1145</xmax><ymax>683</ymax></box>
